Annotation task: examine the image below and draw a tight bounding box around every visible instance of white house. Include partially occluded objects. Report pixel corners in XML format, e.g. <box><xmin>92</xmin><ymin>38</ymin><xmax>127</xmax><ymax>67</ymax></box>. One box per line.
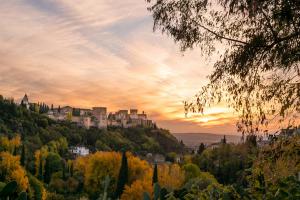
<box><xmin>70</xmin><ymin>146</ymin><xmax>89</xmax><ymax>156</ymax></box>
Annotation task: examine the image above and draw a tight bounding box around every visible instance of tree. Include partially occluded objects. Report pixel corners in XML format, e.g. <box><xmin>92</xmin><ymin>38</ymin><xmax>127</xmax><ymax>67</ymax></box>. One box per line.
<box><xmin>44</xmin><ymin>153</ymin><xmax>62</xmax><ymax>184</ymax></box>
<box><xmin>0</xmin><ymin>152</ymin><xmax>29</xmax><ymax>192</ymax></box>
<box><xmin>115</xmin><ymin>151</ymin><xmax>129</xmax><ymax>198</ymax></box>
<box><xmin>221</xmin><ymin>135</ymin><xmax>227</xmax><ymax>144</ymax></box>
<box><xmin>69</xmin><ymin>162</ymin><xmax>73</xmax><ymax>177</ymax></box>
<box><xmin>38</xmin><ymin>156</ymin><xmax>43</xmax><ymax>181</ymax></box>
<box><xmin>197</xmin><ymin>143</ymin><xmax>205</xmax><ymax>155</ymax></box>
<box><xmin>152</xmin><ymin>163</ymin><xmax>158</xmax><ymax>185</ymax></box>
<box><xmin>20</xmin><ymin>145</ymin><xmax>25</xmax><ymax>167</ymax></box>
<box><xmin>147</xmin><ymin>0</ymin><xmax>300</xmax><ymax>133</ymax></box>
<box><xmin>13</xmin><ymin>146</ymin><xmax>17</xmax><ymax>156</ymax></box>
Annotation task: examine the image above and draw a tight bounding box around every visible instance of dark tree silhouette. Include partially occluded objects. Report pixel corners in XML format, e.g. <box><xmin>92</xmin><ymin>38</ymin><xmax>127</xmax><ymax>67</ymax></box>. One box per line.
<box><xmin>197</xmin><ymin>143</ymin><xmax>205</xmax><ymax>155</ymax></box>
<box><xmin>115</xmin><ymin>151</ymin><xmax>128</xmax><ymax>198</ymax></box>
<box><xmin>222</xmin><ymin>135</ymin><xmax>227</xmax><ymax>144</ymax></box>
<box><xmin>20</xmin><ymin>145</ymin><xmax>25</xmax><ymax>166</ymax></box>
<box><xmin>152</xmin><ymin>163</ymin><xmax>158</xmax><ymax>185</ymax></box>
<box><xmin>38</xmin><ymin>156</ymin><xmax>43</xmax><ymax>181</ymax></box>
<box><xmin>70</xmin><ymin>162</ymin><xmax>74</xmax><ymax>177</ymax></box>
<box><xmin>12</xmin><ymin>146</ymin><xmax>17</xmax><ymax>156</ymax></box>
<box><xmin>147</xmin><ymin>0</ymin><xmax>300</xmax><ymax>134</ymax></box>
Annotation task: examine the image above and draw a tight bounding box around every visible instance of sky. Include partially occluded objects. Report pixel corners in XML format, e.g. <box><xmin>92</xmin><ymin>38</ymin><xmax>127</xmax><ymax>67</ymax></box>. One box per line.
<box><xmin>0</xmin><ymin>0</ymin><xmax>238</xmax><ymax>134</ymax></box>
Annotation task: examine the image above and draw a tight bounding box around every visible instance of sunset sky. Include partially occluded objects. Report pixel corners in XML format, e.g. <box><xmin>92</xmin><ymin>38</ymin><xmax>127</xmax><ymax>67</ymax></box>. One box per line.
<box><xmin>0</xmin><ymin>0</ymin><xmax>238</xmax><ymax>134</ymax></box>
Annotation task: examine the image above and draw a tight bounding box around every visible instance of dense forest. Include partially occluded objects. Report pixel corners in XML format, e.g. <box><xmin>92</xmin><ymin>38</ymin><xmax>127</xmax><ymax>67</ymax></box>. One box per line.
<box><xmin>0</xmin><ymin>95</ymin><xmax>299</xmax><ymax>200</ymax></box>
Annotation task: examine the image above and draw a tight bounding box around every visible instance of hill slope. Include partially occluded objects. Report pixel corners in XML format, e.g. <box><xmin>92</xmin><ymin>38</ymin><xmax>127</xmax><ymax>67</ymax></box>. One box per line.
<box><xmin>0</xmin><ymin>95</ymin><xmax>184</xmax><ymax>156</ymax></box>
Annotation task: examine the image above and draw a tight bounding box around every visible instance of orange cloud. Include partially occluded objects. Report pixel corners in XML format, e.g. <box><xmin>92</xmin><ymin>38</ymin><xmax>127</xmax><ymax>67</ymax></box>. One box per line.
<box><xmin>0</xmin><ymin>0</ymin><xmax>238</xmax><ymax>134</ymax></box>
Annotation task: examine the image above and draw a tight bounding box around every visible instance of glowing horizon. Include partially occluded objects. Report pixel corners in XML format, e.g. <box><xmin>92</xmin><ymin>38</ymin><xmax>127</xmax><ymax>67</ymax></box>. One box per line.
<box><xmin>0</xmin><ymin>0</ymin><xmax>238</xmax><ymax>134</ymax></box>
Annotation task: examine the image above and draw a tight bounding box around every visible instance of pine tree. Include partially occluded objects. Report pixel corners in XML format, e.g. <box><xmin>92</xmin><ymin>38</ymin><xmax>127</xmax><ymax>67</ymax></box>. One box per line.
<box><xmin>20</xmin><ymin>145</ymin><xmax>25</xmax><ymax>166</ymax></box>
<box><xmin>58</xmin><ymin>105</ymin><xmax>61</xmax><ymax>113</ymax></box>
<box><xmin>51</xmin><ymin>104</ymin><xmax>54</xmax><ymax>111</ymax></box>
<box><xmin>152</xmin><ymin>163</ymin><xmax>158</xmax><ymax>185</ymax></box>
<box><xmin>115</xmin><ymin>151</ymin><xmax>128</xmax><ymax>198</ymax></box>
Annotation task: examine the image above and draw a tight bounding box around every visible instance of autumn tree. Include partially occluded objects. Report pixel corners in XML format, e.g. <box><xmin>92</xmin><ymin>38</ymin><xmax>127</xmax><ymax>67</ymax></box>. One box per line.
<box><xmin>147</xmin><ymin>0</ymin><xmax>300</xmax><ymax>134</ymax></box>
<box><xmin>121</xmin><ymin>180</ymin><xmax>153</xmax><ymax>200</ymax></box>
<box><xmin>0</xmin><ymin>152</ymin><xmax>29</xmax><ymax>192</ymax></box>
<box><xmin>158</xmin><ymin>164</ymin><xmax>185</xmax><ymax>190</ymax></box>
<box><xmin>115</xmin><ymin>151</ymin><xmax>129</xmax><ymax>199</ymax></box>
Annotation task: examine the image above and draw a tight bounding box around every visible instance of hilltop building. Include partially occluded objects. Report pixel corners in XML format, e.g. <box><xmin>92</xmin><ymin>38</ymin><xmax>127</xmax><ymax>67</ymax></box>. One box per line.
<box><xmin>21</xmin><ymin>94</ymin><xmax>30</xmax><ymax>109</ymax></box>
<box><xmin>19</xmin><ymin>94</ymin><xmax>155</xmax><ymax>129</ymax></box>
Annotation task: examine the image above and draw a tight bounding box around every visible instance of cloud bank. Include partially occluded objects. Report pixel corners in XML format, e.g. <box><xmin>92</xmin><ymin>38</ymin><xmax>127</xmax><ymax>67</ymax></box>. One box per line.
<box><xmin>0</xmin><ymin>0</ymin><xmax>238</xmax><ymax>134</ymax></box>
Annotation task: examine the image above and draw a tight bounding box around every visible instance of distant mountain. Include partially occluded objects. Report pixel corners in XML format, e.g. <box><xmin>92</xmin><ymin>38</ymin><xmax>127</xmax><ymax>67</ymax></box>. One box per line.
<box><xmin>173</xmin><ymin>132</ymin><xmax>241</xmax><ymax>148</ymax></box>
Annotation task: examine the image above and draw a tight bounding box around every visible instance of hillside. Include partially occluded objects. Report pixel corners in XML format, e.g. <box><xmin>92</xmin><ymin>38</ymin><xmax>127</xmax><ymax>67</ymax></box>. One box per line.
<box><xmin>0</xmin><ymin>95</ymin><xmax>184</xmax><ymax>169</ymax></box>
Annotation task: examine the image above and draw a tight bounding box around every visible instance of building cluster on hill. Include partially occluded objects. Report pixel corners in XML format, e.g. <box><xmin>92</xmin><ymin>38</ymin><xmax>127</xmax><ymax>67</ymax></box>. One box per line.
<box><xmin>21</xmin><ymin>94</ymin><xmax>155</xmax><ymax>129</ymax></box>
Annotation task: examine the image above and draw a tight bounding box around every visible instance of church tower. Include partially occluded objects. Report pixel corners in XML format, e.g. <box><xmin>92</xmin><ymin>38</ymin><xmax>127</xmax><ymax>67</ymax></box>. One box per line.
<box><xmin>21</xmin><ymin>94</ymin><xmax>30</xmax><ymax>109</ymax></box>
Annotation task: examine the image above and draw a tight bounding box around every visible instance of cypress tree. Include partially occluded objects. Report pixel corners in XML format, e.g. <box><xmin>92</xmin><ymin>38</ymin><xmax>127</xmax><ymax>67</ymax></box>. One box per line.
<box><xmin>222</xmin><ymin>135</ymin><xmax>227</xmax><ymax>144</ymax></box>
<box><xmin>38</xmin><ymin>156</ymin><xmax>43</xmax><ymax>181</ymax></box>
<box><xmin>62</xmin><ymin>161</ymin><xmax>66</xmax><ymax>180</ymax></box>
<box><xmin>152</xmin><ymin>163</ymin><xmax>158</xmax><ymax>185</ymax></box>
<box><xmin>12</xmin><ymin>146</ymin><xmax>17</xmax><ymax>156</ymax></box>
<box><xmin>20</xmin><ymin>145</ymin><xmax>25</xmax><ymax>166</ymax></box>
<box><xmin>197</xmin><ymin>143</ymin><xmax>205</xmax><ymax>155</ymax></box>
<box><xmin>70</xmin><ymin>162</ymin><xmax>74</xmax><ymax>177</ymax></box>
<box><xmin>115</xmin><ymin>151</ymin><xmax>128</xmax><ymax>198</ymax></box>
<box><xmin>44</xmin><ymin>156</ymin><xmax>51</xmax><ymax>184</ymax></box>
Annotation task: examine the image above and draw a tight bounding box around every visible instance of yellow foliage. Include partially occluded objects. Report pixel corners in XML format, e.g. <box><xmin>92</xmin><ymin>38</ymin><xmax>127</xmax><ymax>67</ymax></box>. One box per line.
<box><xmin>75</xmin><ymin>151</ymin><xmax>153</xmax><ymax>196</ymax></box>
<box><xmin>0</xmin><ymin>152</ymin><xmax>29</xmax><ymax>192</ymax></box>
<box><xmin>121</xmin><ymin>180</ymin><xmax>153</xmax><ymax>200</ymax></box>
<box><xmin>11</xmin><ymin>135</ymin><xmax>21</xmax><ymax>148</ymax></box>
<box><xmin>127</xmin><ymin>152</ymin><xmax>152</xmax><ymax>184</ymax></box>
<box><xmin>74</xmin><ymin>151</ymin><xmax>185</xmax><ymax>197</ymax></box>
<box><xmin>34</xmin><ymin>147</ymin><xmax>48</xmax><ymax>176</ymax></box>
<box><xmin>0</xmin><ymin>135</ymin><xmax>21</xmax><ymax>153</ymax></box>
<box><xmin>76</xmin><ymin>151</ymin><xmax>122</xmax><ymax>195</ymax></box>
<box><xmin>158</xmin><ymin>164</ymin><xmax>185</xmax><ymax>190</ymax></box>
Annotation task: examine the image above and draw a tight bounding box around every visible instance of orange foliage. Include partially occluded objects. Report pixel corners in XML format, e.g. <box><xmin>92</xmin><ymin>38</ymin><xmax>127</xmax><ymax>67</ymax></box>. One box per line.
<box><xmin>0</xmin><ymin>152</ymin><xmax>29</xmax><ymax>192</ymax></box>
<box><xmin>158</xmin><ymin>164</ymin><xmax>185</xmax><ymax>190</ymax></box>
<box><xmin>121</xmin><ymin>180</ymin><xmax>153</xmax><ymax>200</ymax></box>
<box><xmin>127</xmin><ymin>152</ymin><xmax>152</xmax><ymax>184</ymax></box>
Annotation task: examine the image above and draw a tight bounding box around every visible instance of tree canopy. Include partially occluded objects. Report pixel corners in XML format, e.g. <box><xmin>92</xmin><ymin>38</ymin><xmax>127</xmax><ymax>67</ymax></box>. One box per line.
<box><xmin>147</xmin><ymin>0</ymin><xmax>300</xmax><ymax>133</ymax></box>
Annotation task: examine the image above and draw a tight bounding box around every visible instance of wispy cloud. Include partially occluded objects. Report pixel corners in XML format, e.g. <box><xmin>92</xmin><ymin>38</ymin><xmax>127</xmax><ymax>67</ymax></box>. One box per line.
<box><xmin>0</xmin><ymin>0</ymin><xmax>238</xmax><ymax>134</ymax></box>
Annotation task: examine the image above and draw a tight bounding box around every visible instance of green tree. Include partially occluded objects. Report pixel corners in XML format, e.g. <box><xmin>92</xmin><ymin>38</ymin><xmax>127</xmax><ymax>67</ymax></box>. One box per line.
<box><xmin>147</xmin><ymin>0</ymin><xmax>300</xmax><ymax>133</ymax></box>
<box><xmin>152</xmin><ymin>163</ymin><xmax>158</xmax><ymax>185</ymax></box>
<box><xmin>115</xmin><ymin>151</ymin><xmax>128</xmax><ymax>198</ymax></box>
<box><xmin>44</xmin><ymin>153</ymin><xmax>62</xmax><ymax>184</ymax></box>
